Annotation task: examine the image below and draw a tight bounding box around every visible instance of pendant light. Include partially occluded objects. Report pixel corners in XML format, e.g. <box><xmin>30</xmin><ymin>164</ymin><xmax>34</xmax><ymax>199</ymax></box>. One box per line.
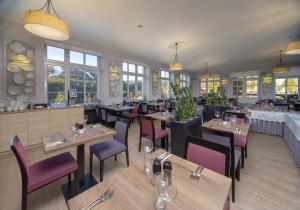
<box><xmin>201</xmin><ymin>62</ymin><xmax>213</xmax><ymax>80</ymax></box>
<box><xmin>285</xmin><ymin>41</ymin><xmax>300</xmax><ymax>55</ymax></box>
<box><xmin>169</xmin><ymin>42</ymin><xmax>184</xmax><ymax>71</ymax></box>
<box><xmin>272</xmin><ymin>50</ymin><xmax>289</xmax><ymax>74</ymax></box>
<box><xmin>24</xmin><ymin>0</ymin><xmax>70</xmax><ymax>41</ymax></box>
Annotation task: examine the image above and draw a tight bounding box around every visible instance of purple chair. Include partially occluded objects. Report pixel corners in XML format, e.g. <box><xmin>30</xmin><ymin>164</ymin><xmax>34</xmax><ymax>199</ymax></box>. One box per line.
<box><xmin>100</xmin><ymin>107</ymin><xmax>117</xmax><ymax>127</ymax></box>
<box><xmin>185</xmin><ymin>136</ymin><xmax>230</xmax><ymax>210</ymax></box>
<box><xmin>165</xmin><ymin>100</ymin><xmax>172</xmax><ymax>112</ymax></box>
<box><xmin>10</xmin><ymin>135</ymin><xmax>79</xmax><ymax>210</ymax></box>
<box><xmin>140</xmin><ymin>102</ymin><xmax>154</xmax><ymax>114</ymax></box>
<box><xmin>90</xmin><ymin>120</ymin><xmax>129</xmax><ymax>182</ymax></box>
<box><xmin>139</xmin><ymin>115</ymin><xmax>169</xmax><ymax>152</ymax></box>
<box><xmin>201</xmin><ymin>127</ymin><xmax>241</xmax><ymax>202</ymax></box>
<box><xmin>122</xmin><ymin>105</ymin><xmax>139</xmax><ymax>123</ymax></box>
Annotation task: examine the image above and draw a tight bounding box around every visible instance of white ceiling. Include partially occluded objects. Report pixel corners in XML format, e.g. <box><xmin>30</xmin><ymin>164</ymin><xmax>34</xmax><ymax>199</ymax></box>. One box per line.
<box><xmin>1</xmin><ymin>0</ymin><xmax>300</xmax><ymax>74</ymax></box>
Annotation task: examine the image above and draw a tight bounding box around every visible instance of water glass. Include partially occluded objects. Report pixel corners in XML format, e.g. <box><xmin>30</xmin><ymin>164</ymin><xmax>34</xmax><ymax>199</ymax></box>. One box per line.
<box><xmin>144</xmin><ymin>139</ymin><xmax>153</xmax><ymax>176</ymax></box>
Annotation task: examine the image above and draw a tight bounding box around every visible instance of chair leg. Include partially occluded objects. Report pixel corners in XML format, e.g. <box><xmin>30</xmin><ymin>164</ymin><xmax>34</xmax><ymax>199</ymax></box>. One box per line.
<box><xmin>231</xmin><ymin>176</ymin><xmax>235</xmax><ymax>203</ymax></box>
<box><xmin>100</xmin><ymin>160</ymin><xmax>104</xmax><ymax>182</ymax></box>
<box><xmin>21</xmin><ymin>185</ymin><xmax>27</xmax><ymax>210</ymax></box>
<box><xmin>241</xmin><ymin>147</ymin><xmax>245</xmax><ymax>169</ymax></box>
<box><xmin>89</xmin><ymin>152</ymin><xmax>93</xmax><ymax>174</ymax></box>
<box><xmin>125</xmin><ymin>150</ymin><xmax>130</xmax><ymax>167</ymax></box>
<box><xmin>115</xmin><ymin>155</ymin><xmax>117</xmax><ymax>161</ymax></box>
<box><xmin>68</xmin><ymin>174</ymin><xmax>71</xmax><ymax>186</ymax></box>
<box><xmin>165</xmin><ymin>136</ymin><xmax>169</xmax><ymax>152</ymax></box>
<box><xmin>236</xmin><ymin>161</ymin><xmax>241</xmax><ymax>181</ymax></box>
<box><xmin>74</xmin><ymin>171</ymin><xmax>80</xmax><ymax>194</ymax></box>
<box><xmin>152</xmin><ymin>139</ymin><xmax>156</xmax><ymax>152</ymax></box>
<box><xmin>139</xmin><ymin>135</ymin><xmax>142</xmax><ymax>152</ymax></box>
<box><xmin>245</xmin><ymin>143</ymin><xmax>248</xmax><ymax>158</ymax></box>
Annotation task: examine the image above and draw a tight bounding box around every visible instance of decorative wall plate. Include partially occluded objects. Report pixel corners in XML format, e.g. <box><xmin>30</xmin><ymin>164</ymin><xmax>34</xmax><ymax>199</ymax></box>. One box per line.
<box><xmin>13</xmin><ymin>73</ymin><xmax>25</xmax><ymax>85</ymax></box>
<box><xmin>22</xmin><ymin>65</ymin><xmax>34</xmax><ymax>72</ymax></box>
<box><xmin>25</xmin><ymin>80</ymin><xmax>34</xmax><ymax>87</ymax></box>
<box><xmin>16</xmin><ymin>94</ymin><xmax>30</xmax><ymax>102</ymax></box>
<box><xmin>25</xmin><ymin>87</ymin><xmax>33</xmax><ymax>93</ymax></box>
<box><xmin>8</xmin><ymin>86</ymin><xmax>22</xmax><ymax>95</ymax></box>
<box><xmin>26</xmin><ymin>73</ymin><xmax>34</xmax><ymax>79</ymax></box>
<box><xmin>7</xmin><ymin>62</ymin><xmax>20</xmax><ymax>72</ymax></box>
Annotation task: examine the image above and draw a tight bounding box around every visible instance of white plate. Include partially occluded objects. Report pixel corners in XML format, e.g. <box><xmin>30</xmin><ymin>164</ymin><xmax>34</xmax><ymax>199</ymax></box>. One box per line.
<box><xmin>7</xmin><ymin>63</ymin><xmax>20</xmax><ymax>72</ymax></box>
<box><xmin>25</xmin><ymin>80</ymin><xmax>34</xmax><ymax>87</ymax></box>
<box><xmin>26</xmin><ymin>73</ymin><xmax>34</xmax><ymax>79</ymax></box>
<box><xmin>23</xmin><ymin>65</ymin><xmax>34</xmax><ymax>72</ymax></box>
<box><xmin>25</xmin><ymin>87</ymin><xmax>33</xmax><ymax>94</ymax></box>
<box><xmin>16</xmin><ymin>94</ymin><xmax>30</xmax><ymax>102</ymax></box>
<box><xmin>13</xmin><ymin>73</ymin><xmax>25</xmax><ymax>85</ymax></box>
<box><xmin>8</xmin><ymin>86</ymin><xmax>22</xmax><ymax>95</ymax></box>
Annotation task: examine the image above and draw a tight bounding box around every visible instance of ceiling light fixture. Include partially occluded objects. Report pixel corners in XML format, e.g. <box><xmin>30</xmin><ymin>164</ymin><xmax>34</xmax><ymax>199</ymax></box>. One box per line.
<box><xmin>169</xmin><ymin>42</ymin><xmax>184</xmax><ymax>71</ymax></box>
<box><xmin>24</xmin><ymin>0</ymin><xmax>70</xmax><ymax>41</ymax></box>
<box><xmin>201</xmin><ymin>62</ymin><xmax>213</xmax><ymax>80</ymax></box>
<box><xmin>285</xmin><ymin>41</ymin><xmax>300</xmax><ymax>55</ymax></box>
<box><xmin>272</xmin><ymin>50</ymin><xmax>289</xmax><ymax>74</ymax></box>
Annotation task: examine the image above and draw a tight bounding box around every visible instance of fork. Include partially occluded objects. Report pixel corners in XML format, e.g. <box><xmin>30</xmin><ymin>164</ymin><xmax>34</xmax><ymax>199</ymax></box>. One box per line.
<box><xmin>158</xmin><ymin>151</ymin><xmax>168</xmax><ymax>160</ymax></box>
<box><xmin>80</xmin><ymin>189</ymin><xmax>110</xmax><ymax>210</ymax></box>
<box><xmin>86</xmin><ymin>190</ymin><xmax>114</xmax><ymax>210</ymax></box>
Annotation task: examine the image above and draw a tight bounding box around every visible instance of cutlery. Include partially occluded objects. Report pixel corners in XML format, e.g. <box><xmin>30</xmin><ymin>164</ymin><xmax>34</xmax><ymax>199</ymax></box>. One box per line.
<box><xmin>190</xmin><ymin>166</ymin><xmax>204</xmax><ymax>180</ymax></box>
<box><xmin>161</xmin><ymin>153</ymin><xmax>172</xmax><ymax>162</ymax></box>
<box><xmin>80</xmin><ymin>189</ymin><xmax>110</xmax><ymax>210</ymax></box>
<box><xmin>86</xmin><ymin>190</ymin><xmax>114</xmax><ymax>210</ymax></box>
<box><xmin>158</xmin><ymin>152</ymin><xmax>168</xmax><ymax>160</ymax></box>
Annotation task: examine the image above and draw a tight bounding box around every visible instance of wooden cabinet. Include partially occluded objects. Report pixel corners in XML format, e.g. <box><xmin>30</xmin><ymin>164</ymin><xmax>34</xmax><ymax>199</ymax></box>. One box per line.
<box><xmin>0</xmin><ymin>113</ymin><xmax>28</xmax><ymax>151</ymax></box>
<box><xmin>0</xmin><ymin>107</ymin><xmax>84</xmax><ymax>152</ymax></box>
<box><xmin>69</xmin><ymin>107</ymin><xmax>84</xmax><ymax>128</ymax></box>
<box><xmin>50</xmin><ymin>109</ymin><xmax>69</xmax><ymax>132</ymax></box>
<box><xmin>28</xmin><ymin>111</ymin><xmax>50</xmax><ymax>146</ymax></box>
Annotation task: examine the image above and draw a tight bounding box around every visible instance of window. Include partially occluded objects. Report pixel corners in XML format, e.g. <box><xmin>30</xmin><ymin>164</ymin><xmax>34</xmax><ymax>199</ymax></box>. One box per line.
<box><xmin>45</xmin><ymin>45</ymin><xmax>100</xmax><ymax>105</ymax></box>
<box><xmin>275</xmin><ymin>77</ymin><xmax>298</xmax><ymax>100</ymax></box>
<box><xmin>231</xmin><ymin>76</ymin><xmax>258</xmax><ymax>98</ymax></box>
<box><xmin>122</xmin><ymin>61</ymin><xmax>144</xmax><ymax>100</ymax></box>
<box><xmin>200</xmin><ymin>76</ymin><xmax>220</xmax><ymax>94</ymax></box>
<box><xmin>160</xmin><ymin>70</ymin><xmax>170</xmax><ymax>98</ymax></box>
<box><xmin>47</xmin><ymin>65</ymin><xmax>65</xmax><ymax>103</ymax></box>
<box><xmin>46</xmin><ymin>46</ymin><xmax>64</xmax><ymax>62</ymax></box>
<box><xmin>178</xmin><ymin>73</ymin><xmax>190</xmax><ymax>87</ymax></box>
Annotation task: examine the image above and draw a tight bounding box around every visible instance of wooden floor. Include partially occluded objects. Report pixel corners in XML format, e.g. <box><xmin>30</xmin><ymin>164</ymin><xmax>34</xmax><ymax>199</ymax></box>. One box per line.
<box><xmin>0</xmin><ymin>121</ymin><xmax>300</xmax><ymax>210</ymax></box>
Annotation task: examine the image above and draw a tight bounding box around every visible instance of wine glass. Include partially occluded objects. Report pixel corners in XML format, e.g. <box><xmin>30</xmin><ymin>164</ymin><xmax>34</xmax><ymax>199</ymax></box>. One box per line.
<box><xmin>144</xmin><ymin>138</ymin><xmax>153</xmax><ymax>176</ymax></box>
<box><xmin>214</xmin><ymin>110</ymin><xmax>220</xmax><ymax>120</ymax></box>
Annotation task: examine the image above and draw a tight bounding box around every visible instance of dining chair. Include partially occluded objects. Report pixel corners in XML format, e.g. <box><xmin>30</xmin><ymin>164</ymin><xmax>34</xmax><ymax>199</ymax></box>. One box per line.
<box><xmin>100</xmin><ymin>107</ymin><xmax>116</xmax><ymax>127</ymax></box>
<box><xmin>223</xmin><ymin>111</ymin><xmax>248</xmax><ymax>168</ymax></box>
<box><xmin>10</xmin><ymin>135</ymin><xmax>79</xmax><ymax>210</ymax></box>
<box><xmin>138</xmin><ymin>115</ymin><xmax>169</xmax><ymax>152</ymax></box>
<box><xmin>201</xmin><ymin>127</ymin><xmax>241</xmax><ymax>202</ymax></box>
<box><xmin>140</xmin><ymin>102</ymin><xmax>150</xmax><ymax>114</ymax></box>
<box><xmin>89</xmin><ymin>120</ymin><xmax>129</xmax><ymax>182</ymax></box>
<box><xmin>184</xmin><ymin>135</ymin><xmax>230</xmax><ymax>210</ymax></box>
<box><xmin>165</xmin><ymin>100</ymin><xmax>172</xmax><ymax>112</ymax></box>
<box><xmin>122</xmin><ymin>104</ymin><xmax>139</xmax><ymax>123</ymax></box>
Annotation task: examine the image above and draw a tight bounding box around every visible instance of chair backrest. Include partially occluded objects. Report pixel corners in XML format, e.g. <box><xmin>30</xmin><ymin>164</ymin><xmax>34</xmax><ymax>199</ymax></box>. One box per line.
<box><xmin>100</xmin><ymin>108</ymin><xmax>107</xmax><ymax>121</ymax></box>
<box><xmin>141</xmin><ymin>103</ymin><xmax>148</xmax><ymax>114</ymax></box>
<box><xmin>159</xmin><ymin>103</ymin><xmax>165</xmax><ymax>110</ymax></box>
<box><xmin>185</xmin><ymin>136</ymin><xmax>230</xmax><ymax>176</ymax></box>
<box><xmin>10</xmin><ymin>135</ymin><xmax>29</xmax><ymax>187</ymax></box>
<box><xmin>223</xmin><ymin>111</ymin><xmax>246</xmax><ymax>124</ymax></box>
<box><xmin>95</xmin><ymin>106</ymin><xmax>100</xmax><ymax>119</ymax></box>
<box><xmin>114</xmin><ymin>120</ymin><xmax>129</xmax><ymax>146</ymax></box>
<box><xmin>139</xmin><ymin>115</ymin><xmax>155</xmax><ymax>139</ymax></box>
<box><xmin>132</xmin><ymin>104</ymin><xmax>140</xmax><ymax>114</ymax></box>
<box><xmin>201</xmin><ymin>127</ymin><xmax>234</xmax><ymax>176</ymax></box>
<box><xmin>165</xmin><ymin>100</ymin><xmax>171</xmax><ymax>109</ymax></box>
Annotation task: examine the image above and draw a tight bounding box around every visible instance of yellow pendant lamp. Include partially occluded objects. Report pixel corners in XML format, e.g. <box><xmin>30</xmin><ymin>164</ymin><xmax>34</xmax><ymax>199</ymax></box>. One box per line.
<box><xmin>272</xmin><ymin>50</ymin><xmax>289</xmax><ymax>74</ymax></box>
<box><xmin>24</xmin><ymin>0</ymin><xmax>69</xmax><ymax>41</ymax></box>
<box><xmin>285</xmin><ymin>41</ymin><xmax>300</xmax><ymax>55</ymax></box>
<box><xmin>169</xmin><ymin>42</ymin><xmax>184</xmax><ymax>71</ymax></box>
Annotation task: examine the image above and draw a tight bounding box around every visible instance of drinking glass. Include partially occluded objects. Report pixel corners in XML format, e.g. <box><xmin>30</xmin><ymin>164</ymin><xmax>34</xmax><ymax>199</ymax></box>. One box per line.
<box><xmin>214</xmin><ymin>110</ymin><xmax>220</xmax><ymax>120</ymax></box>
<box><xmin>144</xmin><ymin>138</ymin><xmax>153</xmax><ymax>176</ymax></box>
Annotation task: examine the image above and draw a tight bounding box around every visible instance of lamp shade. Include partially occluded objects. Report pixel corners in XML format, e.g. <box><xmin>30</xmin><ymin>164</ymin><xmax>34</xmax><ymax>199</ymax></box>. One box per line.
<box><xmin>285</xmin><ymin>41</ymin><xmax>300</xmax><ymax>55</ymax></box>
<box><xmin>272</xmin><ymin>66</ymin><xmax>290</xmax><ymax>74</ymax></box>
<box><xmin>169</xmin><ymin>62</ymin><xmax>183</xmax><ymax>71</ymax></box>
<box><xmin>24</xmin><ymin>11</ymin><xmax>70</xmax><ymax>41</ymax></box>
<box><xmin>201</xmin><ymin>73</ymin><xmax>213</xmax><ymax>80</ymax></box>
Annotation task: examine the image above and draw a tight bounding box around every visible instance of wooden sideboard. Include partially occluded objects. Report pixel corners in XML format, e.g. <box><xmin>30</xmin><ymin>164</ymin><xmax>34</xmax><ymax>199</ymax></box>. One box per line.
<box><xmin>0</xmin><ymin>107</ymin><xmax>84</xmax><ymax>153</ymax></box>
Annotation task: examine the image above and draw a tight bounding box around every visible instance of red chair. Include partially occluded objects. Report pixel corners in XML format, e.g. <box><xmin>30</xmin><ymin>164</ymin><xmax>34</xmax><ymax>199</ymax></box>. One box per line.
<box><xmin>122</xmin><ymin>105</ymin><xmax>139</xmax><ymax>123</ymax></box>
<box><xmin>185</xmin><ymin>136</ymin><xmax>230</xmax><ymax>210</ymax></box>
<box><xmin>139</xmin><ymin>115</ymin><xmax>169</xmax><ymax>152</ymax></box>
<box><xmin>10</xmin><ymin>135</ymin><xmax>79</xmax><ymax>210</ymax></box>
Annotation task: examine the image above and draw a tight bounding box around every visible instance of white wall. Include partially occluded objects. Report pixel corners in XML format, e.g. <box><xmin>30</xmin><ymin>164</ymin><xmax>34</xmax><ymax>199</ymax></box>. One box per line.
<box><xmin>0</xmin><ymin>18</ymin><xmax>169</xmax><ymax>105</ymax></box>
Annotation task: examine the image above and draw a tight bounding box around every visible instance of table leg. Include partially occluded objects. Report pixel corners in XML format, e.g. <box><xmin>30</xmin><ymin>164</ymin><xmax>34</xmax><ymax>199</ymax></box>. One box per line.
<box><xmin>161</xmin><ymin>121</ymin><xmax>166</xmax><ymax>149</ymax></box>
<box><xmin>77</xmin><ymin>144</ymin><xmax>85</xmax><ymax>186</ymax></box>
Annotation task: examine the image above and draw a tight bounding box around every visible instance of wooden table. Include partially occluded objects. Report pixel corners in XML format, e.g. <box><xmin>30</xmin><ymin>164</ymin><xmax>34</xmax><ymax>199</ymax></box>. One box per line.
<box><xmin>68</xmin><ymin>150</ymin><xmax>231</xmax><ymax>210</ymax></box>
<box><xmin>42</xmin><ymin>124</ymin><xmax>115</xmax><ymax>198</ymax></box>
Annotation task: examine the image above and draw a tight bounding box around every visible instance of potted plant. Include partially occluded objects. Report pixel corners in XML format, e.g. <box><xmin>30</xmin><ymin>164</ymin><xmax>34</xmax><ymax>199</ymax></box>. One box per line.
<box><xmin>170</xmin><ymin>83</ymin><xmax>201</xmax><ymax>157</ymax></box>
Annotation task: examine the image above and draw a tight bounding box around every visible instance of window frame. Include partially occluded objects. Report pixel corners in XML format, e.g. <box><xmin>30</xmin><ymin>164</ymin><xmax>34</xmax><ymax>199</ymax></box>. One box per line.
<box><xmin>160</xmin><ymin>69</ymin><xmax>171</xmax><ymax>98</ymax></box>
<box><xmin>275</xmin><ymin>76</ymin><xmax>299</xmax><ymax>100</ymax></box>
<box><xmin>231</xmin><ymin>76</ymin><xmax>259</xmax><ymax>98</ymax></box>
<box><xmin>200</xmin><ymin>76</ymin><xmax>220</xmax><ymax>94</ymax></box>
<box><xmin>44</xmin><ymin>45</ymin><xmax>101</xmax><ymax>105</ymax></box>
<box><xmin>178</xmin><ymin>73</ymin><xmax>190</xmax><ymax>87</ymax></box>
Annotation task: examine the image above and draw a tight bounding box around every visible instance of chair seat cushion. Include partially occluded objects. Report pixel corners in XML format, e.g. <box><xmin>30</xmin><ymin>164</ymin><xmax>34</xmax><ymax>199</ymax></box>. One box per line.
<box><xmin>154</xmin><ymin>128</ymin><xmax>168</xmax><ymax>140</ymax></box>
<box><xmin>122</xmin><ymin>111</ymin><xmax>138</xmax><ymax>118</ymax></box>
<box><xmin>234</xmin><ymin>148</ymin><xmax>241</xmax><ymax>170</ymax></box>
<box><xmin>235</xmin><ymin>134</ymin><xmax>247</xmax><ymax>147</ymax></box>
<box><xmin>28</xmin><ymin>152</ymin><xmax>78</xmax><ymax>192</ymax></box>
<box><xmin>90</xmin><ymin>140</ymin><xmax>126</xmax><ymax>160</ymax></box>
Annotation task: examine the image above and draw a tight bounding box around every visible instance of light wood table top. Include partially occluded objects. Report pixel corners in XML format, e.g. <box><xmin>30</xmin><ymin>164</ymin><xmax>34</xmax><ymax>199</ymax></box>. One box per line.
<box><xmin>146</xmin><ymin>112</ymin><xmax>175</xmax><ymax>121</ymax></box>
<box><xmin>68</xmin><ymin>150</ymin><xmax>231</xmax><ymax>210</ymax></box>
<box><xmin>202</xmin><ymin>119</ymin><xmax>250</xmax><ymax>137</ymax></box>
<box><xmin>100</xmin><ymin>105</ymin><xmax>134</xmax><ymax>112</ymax></box>
<box><xmin>42</xmin><ymin>125</ymin><xmax>115</xmax><ymax>154</ymax></box>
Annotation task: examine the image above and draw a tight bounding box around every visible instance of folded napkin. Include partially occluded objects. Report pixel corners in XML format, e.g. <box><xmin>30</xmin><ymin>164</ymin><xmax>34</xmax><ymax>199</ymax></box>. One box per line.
<box><xmin>46</xmin><ymin>140</ymin><xmax>64</xmax><ymax>147</ymax></box>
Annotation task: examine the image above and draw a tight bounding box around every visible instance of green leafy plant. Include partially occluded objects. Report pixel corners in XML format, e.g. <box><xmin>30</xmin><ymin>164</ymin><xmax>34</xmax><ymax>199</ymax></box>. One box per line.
<box><xmin>170</xmin><ymin>83</ymin><xmax>196</xmax><ymax>121</ymax></box>
<box><xmin>203</xmin><ymin>89</ymin><xmax>228</xmax><ymax>105</ymax></box>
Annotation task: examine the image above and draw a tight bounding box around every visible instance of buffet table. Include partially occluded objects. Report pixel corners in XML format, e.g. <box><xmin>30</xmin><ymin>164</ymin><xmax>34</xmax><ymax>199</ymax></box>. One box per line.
<box><xmin>248</xmin><ymin>109</ymin><xmax>300</xmax><ymax>166</ymax></box>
